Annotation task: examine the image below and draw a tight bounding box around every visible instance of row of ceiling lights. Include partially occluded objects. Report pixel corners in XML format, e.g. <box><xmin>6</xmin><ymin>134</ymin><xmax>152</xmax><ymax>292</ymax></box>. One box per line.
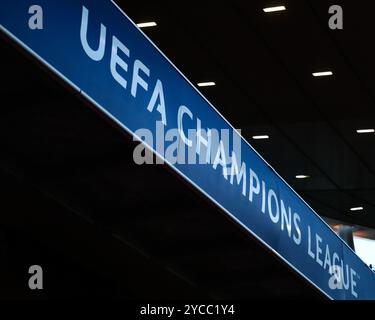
<box><xmin>262</xmin><ymin>7</ymin><xmax>367</xmax><ymax>213</ymax></box>
<box><xmin>136</xmin><ymin>7</ymin><xmax>368</xmax><ymax>213</ymax></box>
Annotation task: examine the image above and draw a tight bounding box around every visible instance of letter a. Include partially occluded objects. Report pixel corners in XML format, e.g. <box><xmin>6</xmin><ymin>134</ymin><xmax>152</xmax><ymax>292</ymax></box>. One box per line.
<box><xmin>28</xmin><ymin>265</ymin><xmax>43</xmax><ymax>290</ymax></box>
<box><xmin>328</xmin><ymin>5</ymin><xmax>343</xmax><ymax>30</ymax></box>
<box><xmin>28</xmin><ymin>5</ymin><xmax>43</xmax><ymax>30</ymax></box>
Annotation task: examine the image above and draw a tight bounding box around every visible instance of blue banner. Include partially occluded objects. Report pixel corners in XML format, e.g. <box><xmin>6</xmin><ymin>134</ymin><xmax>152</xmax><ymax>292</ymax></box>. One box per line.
<box><xmin>1</xmin><ymin>0</ymin><xmax>374</xmax><ymax>299</ymax></box>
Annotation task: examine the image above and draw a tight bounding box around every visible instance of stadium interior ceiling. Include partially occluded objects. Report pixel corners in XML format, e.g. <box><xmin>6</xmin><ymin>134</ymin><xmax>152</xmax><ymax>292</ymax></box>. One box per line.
<box><xmin>117</xmin><ymin>0</ymin><xmax>375</xmax><ymax>232</ymax></box>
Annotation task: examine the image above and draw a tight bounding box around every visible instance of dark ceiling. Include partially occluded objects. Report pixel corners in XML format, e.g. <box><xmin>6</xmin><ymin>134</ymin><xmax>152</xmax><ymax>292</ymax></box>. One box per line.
<box><xmin>115</xmin><ymin>0</ymin><xmax>375</xmax><ymax>229</ymax></box>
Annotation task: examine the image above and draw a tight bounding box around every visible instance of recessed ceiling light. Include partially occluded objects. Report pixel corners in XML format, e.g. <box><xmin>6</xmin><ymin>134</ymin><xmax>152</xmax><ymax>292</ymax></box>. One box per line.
<box><xmin>263</xmin><ymin>6</ymin><xmax>286</xmax><ymax>13</ymax></box>
<box><xmin>356</xmin><ymin>129</ymin><xmax>374</xmax><ymax>134</ymax></box>
<box><xmin>350</xmin><ymin>206</ymin><xmax>364</xmax><ymax>212</ymax></box>
<box><xmin>312</xmin><ymin>71</ymin><xmax>333</xmax><ymax>77</ymax></box>
<box><xmin>197</xmin><ymin>82</ymin><xmax>216</xmax><ymax>87</ymax></box>
<box><xmin>252</xmin><ymin>135</ymin><xmax>269</xmax><ymax>140</ymax></box>
<box><xmin>137</xmin><ymin>22</ymin><xmax>157</xmax><ymax>28</ymax></box>
<box><xmin>295</xmin><ymin>175</ymin><xmax>309</xmax><ymax>179</ymax></box>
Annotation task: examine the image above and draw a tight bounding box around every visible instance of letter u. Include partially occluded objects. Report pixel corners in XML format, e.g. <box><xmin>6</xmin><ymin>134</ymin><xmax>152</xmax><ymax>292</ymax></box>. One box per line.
<box><xmin>80</xmin><ymin>6</ymin><xmax>106</xmax><ymax>61</ymax></box>
<box><xmin>341</xmin><ymin>261</ymin><xmax>350</xmax><ymax>290</ymax></box>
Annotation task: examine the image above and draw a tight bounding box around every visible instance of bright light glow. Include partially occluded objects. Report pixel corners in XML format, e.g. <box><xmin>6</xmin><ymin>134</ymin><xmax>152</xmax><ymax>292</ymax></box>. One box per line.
<box><xmin>295</xmin><ymin>175</ymin><xmax>309</xmax><ymax>179</ymax></box>
<box><xmin>197</xmin><ymin>82</ymin><xmax>216</xmax><ymax>87</ymax></box>
<box><xmin>136</xmin><ymin>22</ymin><xmax>157</xmax><ymax>28</ymax></box>
<box><xmin>252</xmin><ymin>135</ymin><xmax>269</xmax><ymax>140</ymax></box>
<box><xmin>350</xmin><ymin>206</ymin><xmax>364</xmax><ymax>211</ymax></box>
<box><xmin>312</xmin><ymin>71</ymin><xmax>333</xmax><ymax>77</ymax></box>
<box><xmin>263</xmin><ymin>6</ymin><xmax>286</xmax><ymax>13</ymax></box>
<box><xmin>353</xmin><ymin>236</ymin><xmax>375</xmax><ymax>267</ymax></box>
<box><xmin>356</xmin><ymin>129</ymin><xmax>375</xmax><ymax>134</ymax></box>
